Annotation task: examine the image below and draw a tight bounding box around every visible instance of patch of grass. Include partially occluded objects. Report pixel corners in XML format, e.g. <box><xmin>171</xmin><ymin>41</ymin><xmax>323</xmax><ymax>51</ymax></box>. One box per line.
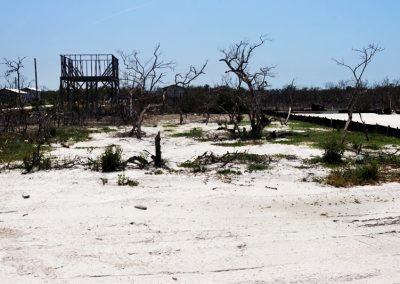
<box><xmin>213</xmin><ymin>140</ymin><xmax>263</xmax><ymax>147</ymax></box>
<box><xmin>247</xmin><ymin>163</ymin><xmax>270</xmax><ymax>172</ymax></box>
<box><xmin>0</xmin><ymin>134</ymin><xmax>36</xmax><ymax>163</ymax></box>
<box><xmin>89</xmin><ymin>127</ymin><xmax>116</xmax><ymax>134</ymax></box>
<box><xmin>117</xmin><ymin>174</ymin><xmax>139</xmax><ymax>187</ymax></box>
<box><xmin>217</xmin><ymin>168</ymin><xmax>242</xmax><ymax>175</ymax></box>
<box><xmin>49</xmin><ymin>127</ymin><xmax>91</xmax><ymax>143</ymax></box>
<box><xmin>179</xmin><ymin>160</ymin><xmax>206</xmax><ymax>173</ymax></box>
<box><xmin>267</xmin><ymin>120</ymin><xmax>400</xmax><ymax>149</ymax></box>
<box><xmin>171</xmin><ymin>128</ymin><xmax>204</xmax><ymax>139</ymax></box>
<box><xmin>274</xmin><ymin>154</ymin><xmax>298</xmax><ymax>160</ymax></box>
<box><xmin>163</xmin><ymin>123</ymin><xmax>179</xmax><ymax>128</ymax></box>
<box><xmin>234</xmin><ymin>152</ymin><xmax>270</xmax><ymax>164</ymax></box>
<box><xmin>326</xmin><ymin>163</ymin><xmax>379</xmax><ymax>187</ymax></box>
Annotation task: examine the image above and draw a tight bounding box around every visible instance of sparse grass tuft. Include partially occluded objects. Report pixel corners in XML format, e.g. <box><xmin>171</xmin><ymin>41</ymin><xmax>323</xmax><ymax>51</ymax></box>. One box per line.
<box><xmin>217</xmin><ymin>168</ymin><xmax>242</xmax><ymax>175</ymax></box>
<box><xmin>274</xmin><ymin>154</ymin><xmax>298</xmax><ymax>160</ymax></box>
<box><xmin>171</xmin><ymin>128</ymin><xmax>204</xmax><ymax>139</ymax></box>
<box><xmin>326</xmin><ymin>163</ymin><xmax>379</xmax><ymax>187</ymax></box>
<box><xmin>49</xmin><ymin>127</ymin><xmax>91</xmax><ymax>143</ymax></box>
<box><xmin>0</xmin><ymin>134</ymin><xmax>36</xmax><ymax>163</ymax></box>
<box><xmin>213</xmin><ymin>140</ymin><xmax>263</xmax><ymax>147</ymax></box>
<box><xmin>117</xmin><ymin>174</ymin><xmax>139</xmax><ymax>187</ymax></box>
<box><xmin>247</xmin><ymin>163</ymin><xmax>270</xmax><ymax>172</ymax></box>
<box><xmin>179</xmin><ymin>160</ymin><xmax>206</xmax><ymax>173</ymax></box>
<box><xmin>322</xmin><ymin>140</ymin><xmax>343</xmax><ymax>164</ymax></box>
<box><xmin>268</xmin><ymin>120</ymin><xmax>400</xmax><ymax>149</ymax></box>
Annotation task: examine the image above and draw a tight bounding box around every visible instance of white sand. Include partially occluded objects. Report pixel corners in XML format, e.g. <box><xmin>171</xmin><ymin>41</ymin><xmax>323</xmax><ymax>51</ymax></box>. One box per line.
<box><xmin>1</xmin><ymin>122</ymin><xmax>400</xmax><ymax>283</ymax></box>
<box><xmin>300</xmin><ymin>113</ymin><xmax>400</xmax><ymax>128</ymax></box>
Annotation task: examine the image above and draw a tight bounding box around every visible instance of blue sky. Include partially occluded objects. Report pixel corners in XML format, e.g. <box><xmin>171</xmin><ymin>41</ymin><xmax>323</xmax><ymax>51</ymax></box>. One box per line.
<box><xmin>0</xmin><ymin>0</ymin><xmax>399</xmax><ymax>90</ymax></box>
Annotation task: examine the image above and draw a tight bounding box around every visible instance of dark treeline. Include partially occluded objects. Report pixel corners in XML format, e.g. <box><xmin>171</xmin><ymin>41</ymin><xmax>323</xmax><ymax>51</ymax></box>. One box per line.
<box><xmin>34</xmin><ymin>82</ymin><xmax>400</xmax><ymax>115</ymax></box>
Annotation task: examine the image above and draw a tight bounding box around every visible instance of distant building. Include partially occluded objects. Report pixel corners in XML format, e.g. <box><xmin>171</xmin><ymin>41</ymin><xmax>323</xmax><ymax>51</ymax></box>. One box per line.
<box><xmin>0</xmin><ymin>87</ymin><xmax>40</xmax><ymax>105</ymax></box>
<box><xmin>21</xmin><ymin>87</ymin><xmax>41</xmax><ymax>101</ymax></box>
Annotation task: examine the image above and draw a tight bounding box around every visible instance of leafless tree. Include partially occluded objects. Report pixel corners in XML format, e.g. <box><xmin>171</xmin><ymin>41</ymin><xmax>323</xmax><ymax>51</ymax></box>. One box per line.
<box><xmin>118</xmin><ymin>44</ymin><xmax>174</xmax><ymax>139</ymax></box>
<box><xmin>333</xmin><ymin>44</ymin><xmax>383</xmax><ymax>144</ymax></box>
<box><xmin>220</xmin><ymin>36</ymin><xmax>275</xmax><ymax>138</ymax></box>
<box><xmin>282</xmin><ymin>79</ymin><xmax>296</xmax><ymax>125</ymax></box>
<box><xmin>2</xmin><ymin>57</ymin><xmax>26</xmax><ymax>104</ymax></box>
<box><xmin>172</xmin><ymin>61</ymin><xmax>207</xmax><ymax>124</ymax></box>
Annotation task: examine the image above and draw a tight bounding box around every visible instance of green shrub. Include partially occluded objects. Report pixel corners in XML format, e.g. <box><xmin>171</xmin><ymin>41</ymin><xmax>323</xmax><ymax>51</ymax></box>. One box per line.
<box><xmin>322</xmin><ymin>140</ymin><xmax>343</xmax><ymax>164</ymax></box>
<box><xmin>356</xmin><ymin>162</ymin><xmax>379</xmax><ymax>181</ymax></box>
<box><xmin>100</xmin><ymin>145</ymin><xmax>124</xmax><ymax>172</ymax></box>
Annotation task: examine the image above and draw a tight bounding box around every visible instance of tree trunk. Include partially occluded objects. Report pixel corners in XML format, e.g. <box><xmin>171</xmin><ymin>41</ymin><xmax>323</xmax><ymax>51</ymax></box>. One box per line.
<box><xmin>154</xmin><ymin>131</ymin><xmax>162</xmax><ymax>168</ymax></box>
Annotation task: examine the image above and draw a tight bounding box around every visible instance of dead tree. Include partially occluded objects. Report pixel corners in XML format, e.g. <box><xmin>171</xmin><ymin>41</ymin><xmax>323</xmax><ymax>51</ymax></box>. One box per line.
<box><xmin>333</xmin><ymin>44</ymin><xmax>383</xmax><ymax>144</ymax></box>
<box><xmin>119</xmin><ymin>44</ymin><xmax>174</xmax><ymax>138</ymax></box>
<box><xmin>1</xmin><ymin>56</ymin><xmax>26</xmax><ymax>104</ymax></box>
<box><xmin>173</xmin><ymin>61</ymin><xmax>207</xmax><ymax>124</ymax></box>
<box><xmin>283</xmin><ymin>79</ymin><xmax>296</xmax><ymax>125</ymax></box>
<box><xmin>220</xmin><ymin>36</ymin><xmax>275</xmax><ymax>139</ymax></box>
<box><xmin>1</xmin><ymin>56</ymin><xmax>29</xmax><ymax>134</ymax></box>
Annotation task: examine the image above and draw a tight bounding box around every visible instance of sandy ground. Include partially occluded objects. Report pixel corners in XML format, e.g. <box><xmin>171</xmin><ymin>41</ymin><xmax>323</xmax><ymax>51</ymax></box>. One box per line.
<box><xmin>299</xmin><ymin>113</ymin><xmax>400</xmax><ymax>128</ymax></box>
<box><xmin>1</xmin><ymin>119</ymin><xmax>400</xmax><ymax>283</ymax></box>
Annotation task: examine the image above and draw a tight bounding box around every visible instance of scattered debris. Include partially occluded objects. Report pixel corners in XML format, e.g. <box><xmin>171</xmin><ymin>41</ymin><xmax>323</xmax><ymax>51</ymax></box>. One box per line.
<box><xmin>134</xmin><ymin>205</ymin><xmax>147</xmax><ymax>210</ymax></box>
<box><xmin>265</xmin><ymin>185</ymin><xmax>277</xmax><ymax>190</ymax></box>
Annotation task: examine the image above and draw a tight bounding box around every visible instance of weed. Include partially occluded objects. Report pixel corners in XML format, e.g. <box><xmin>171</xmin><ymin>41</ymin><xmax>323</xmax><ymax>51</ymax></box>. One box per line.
<box><xmin>0</xmin><ymin>134</ymin><xmax>36</xmax><ymax>163</ymax></box>
<box><xmin>179</xmin><ymin>160</ymin><xmax>206</xmax><ymax>173</ymax></box>
<box><xmin>213</xmin><ymin>140</ymin><xmax>263</xmax><ymax>147</ymax></box>
<box><xmin>117</xmin><ymin>174</ymin><xmax>139</xmax><ymax>187</ymax></box>
<box><xmin>50</xmin><ymin>127</ymin><xmax>91</xmax><ymax>143</ymax></box>
<box><xmin>217</xmin><ymin>168</ymin><xmax>242</xmax><ymax>175</ymax></box>
<box><xmin>274</xmin><ymin>154</ymin><xmax>298</xmax><ymax>160</ymax></box>
<box><xmin>326</xmin><ymin>163</ymin><xmax>379</xmax><ymax>187</ymax></box>
<box><xmin>247</xmin><ymin>163</ymin><xmax>270</xmax><ymax>172</ymax></box>
<box><xmin>100</xmin><ymin>145</ymin><xmax>124</xmax><ymax>172</ymax></box>
<box><xmin>322</xmin><ymin>140</ymin><xmax>343</xmax><ymax>164</ymax></box>
<box><xmin>22</xmin><ymin>144</ymin><xmax>51</xmax><ymax>173</ymax></box>
<box><xmin>100</xmin><ymin>177</ymin><xmax>108</xmax><ymax>185</ymax></box>
<box><xmin>171</xmin><ymin>128</ymin><xmax>204</xmax><ymax>139</ymax></box>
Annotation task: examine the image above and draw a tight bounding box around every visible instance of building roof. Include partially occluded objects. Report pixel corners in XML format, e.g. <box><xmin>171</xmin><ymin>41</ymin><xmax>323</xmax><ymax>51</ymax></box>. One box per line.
<box><xmin>0</xmin><ymin>88</ymin><xmax>28</xmax><ymax>94</ymax></box>
<box><xmin>21</xmin><ymin>87</ymin><xmax>41</xmax><ymax>92</ymax></box>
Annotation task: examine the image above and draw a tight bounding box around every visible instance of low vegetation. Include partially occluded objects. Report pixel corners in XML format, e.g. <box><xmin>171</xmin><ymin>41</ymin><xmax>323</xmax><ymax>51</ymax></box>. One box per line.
<box><xmin>267</xmin><ymin>120</ymin><xmax>400</xmax><ymax>150</ymax></box>
<box><xmin>171</xmin><ymin>128</ymin><xmax>204</xmax><ymax>139</ymax></box>
<box><xmin>99</xmin><ymin>145</ymin><xmax>124</xmax><ymax>172</ymax></box>
<box><xmin>326</xmin><ymin>163</ymin><xmax>379</xmax><ymax>187</ymax></box>
<box><xmin>117</xmin><ymin>174</ymin><xmax>139</xmax><ymax>187</ymax></box>
<box><xmin>247</xmin><ymin>163</ymin><xmax>270</xmax><ymax>172</ymax></box>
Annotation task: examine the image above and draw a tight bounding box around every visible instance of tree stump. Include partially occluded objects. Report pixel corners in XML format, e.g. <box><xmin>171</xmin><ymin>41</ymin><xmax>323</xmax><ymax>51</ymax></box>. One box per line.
<box><xmin>155</xmin><ymin>131</ymin><xmax>162</xmax><ymax>168</ymax></box>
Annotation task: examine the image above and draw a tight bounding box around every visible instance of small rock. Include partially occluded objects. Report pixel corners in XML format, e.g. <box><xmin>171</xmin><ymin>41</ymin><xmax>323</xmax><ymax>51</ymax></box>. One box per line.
<box><xmin>172</xmin><ymin>277</ymin><xmax>178</xmax><ymax>281</ymax></box>
<box><xmin>22</xmin><ymin>194</ymin><xmax>30</xmax><ymax>199</ymax></box>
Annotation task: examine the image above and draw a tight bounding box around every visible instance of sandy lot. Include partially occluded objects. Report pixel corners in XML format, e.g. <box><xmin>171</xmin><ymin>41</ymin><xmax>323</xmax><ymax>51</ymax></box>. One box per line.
<box><xmin>1</xmin><ymin>120</ymin><xmax>400</xmax><ymax>283</ymax></box>
<box><xmin>300</xmin><ymin>113</ymin><xmax>400</xmax><ymax>128</ymax></box>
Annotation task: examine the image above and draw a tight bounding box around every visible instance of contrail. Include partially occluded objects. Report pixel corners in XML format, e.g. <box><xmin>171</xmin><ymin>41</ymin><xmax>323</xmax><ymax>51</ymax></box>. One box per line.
<box><xmin>92</xmin><ymin>1</ymin><xmax>151</xmax><ymax>25</ymax></box>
